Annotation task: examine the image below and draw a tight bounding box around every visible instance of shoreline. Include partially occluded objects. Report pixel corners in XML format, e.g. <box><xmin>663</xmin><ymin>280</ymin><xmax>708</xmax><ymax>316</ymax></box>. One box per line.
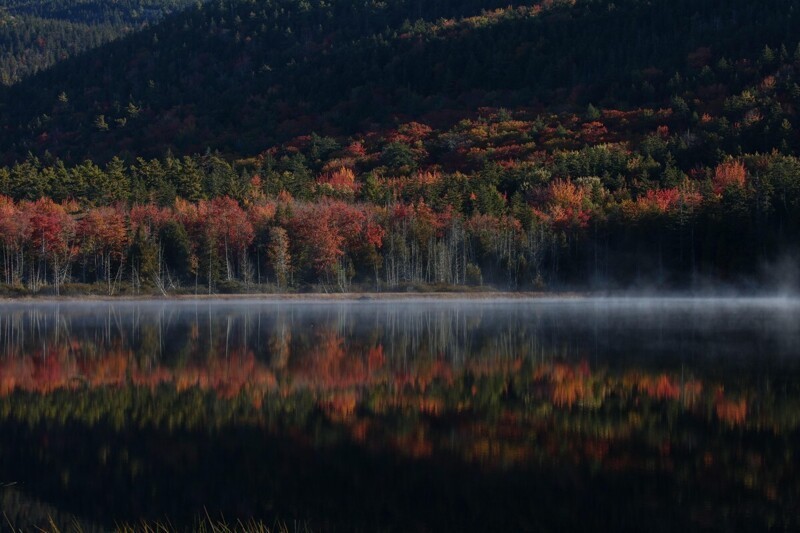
<box><xmin>0</xmin><ymin>291</ymin><xmax>797</xmax><ymax>303</ymax></box>
<box><xmin>0</xmin><ymin>290</ymin><xmax>583</xmax><ymax>302</ymax></box>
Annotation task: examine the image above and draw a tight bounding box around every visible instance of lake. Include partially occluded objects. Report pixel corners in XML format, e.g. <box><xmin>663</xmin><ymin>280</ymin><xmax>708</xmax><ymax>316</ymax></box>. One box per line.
<box><xmin>0</xmin><ymin>297</ymin><xmax>799</xmax><ymax>531</ymax></box>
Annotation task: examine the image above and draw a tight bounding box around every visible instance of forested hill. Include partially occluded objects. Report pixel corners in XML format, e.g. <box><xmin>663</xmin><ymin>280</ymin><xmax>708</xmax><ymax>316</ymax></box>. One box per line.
<box><xmin>1</xmin><ymin>0</ymin><xmax>798</xmax><ymax>162</ymax></box>
<box><xmin>0</xmin><ymin>0</ymin><xmax>196</xmax><ymax>85</ymax></box>
<box><xmin>0</xmin><ymin>0</ymin><xmax>800</xmax><ymax>294</ymax></box>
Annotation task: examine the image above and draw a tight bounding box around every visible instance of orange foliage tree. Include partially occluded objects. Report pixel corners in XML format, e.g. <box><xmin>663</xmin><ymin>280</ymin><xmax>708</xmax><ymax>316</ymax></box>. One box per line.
<box><xmin>713</xmin><ymin>160</ymin><xmax>747</xmax><ymax>195</ymax></box>
<box><xmin>544</xmin><ymin>179</ymin><xmax>591</xmax><ymax>230</ymax></box>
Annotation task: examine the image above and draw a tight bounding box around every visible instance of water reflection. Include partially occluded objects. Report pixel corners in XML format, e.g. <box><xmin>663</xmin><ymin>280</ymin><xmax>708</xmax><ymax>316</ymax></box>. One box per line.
<box><xmin>0</xmin><ymin>298</ymin><xmax>799</xmax><ymax>531</ymax></box>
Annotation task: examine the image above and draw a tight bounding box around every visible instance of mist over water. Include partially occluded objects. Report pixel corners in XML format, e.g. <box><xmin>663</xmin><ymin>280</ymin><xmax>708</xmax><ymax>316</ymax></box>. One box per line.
<box><xmin>2</xmin><ymin>296</ymin><xmax>798</xmax><ymax>362</ymax></box>
<box><xmin>1</xmin><ymin>297</ymin><xmax>799</xmax><ymax>531</ymax></box>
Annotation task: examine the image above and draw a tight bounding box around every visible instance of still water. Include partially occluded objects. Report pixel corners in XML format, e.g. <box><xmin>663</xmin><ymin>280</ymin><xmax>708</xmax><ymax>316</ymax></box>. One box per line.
<box><xmin>0</xmin><ymin>297</ymin><xmax>798</xmax><ymax>531</ymax></box>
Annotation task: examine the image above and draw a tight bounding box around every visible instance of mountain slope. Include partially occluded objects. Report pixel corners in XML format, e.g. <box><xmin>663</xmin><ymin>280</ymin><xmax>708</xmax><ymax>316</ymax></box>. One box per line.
<box><xmin>1</xmin><ymin>0</ymin><xmax>798</xmax><ymax>162</ymax></box>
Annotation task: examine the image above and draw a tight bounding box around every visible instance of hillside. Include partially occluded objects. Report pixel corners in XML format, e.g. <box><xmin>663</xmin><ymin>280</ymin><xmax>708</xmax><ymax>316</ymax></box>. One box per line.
<box><xmin>0</xmin><ymin>0</ymin><xmax>797</xmax><ymax>161</ymax></box>
<box><xmin>0</xmin><ymin>0</ymin><xmax>196</xmax><ymax>85</ymax></box>
<box><xmin>0</xmin><ymin>0</ymin><xmax>798</xmax><ymax>293</ymax></box>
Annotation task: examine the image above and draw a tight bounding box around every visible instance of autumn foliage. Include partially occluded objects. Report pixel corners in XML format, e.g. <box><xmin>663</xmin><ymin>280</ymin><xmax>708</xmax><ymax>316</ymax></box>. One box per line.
<box><xmin>713</xmin><ymin>160</ymin><xmax>747</xmax><ymax>195</ymax></box>
<box><xmin>0</xmin><ymin>99</ymin><xmax>798</xmax><ymax>292</ymax></box>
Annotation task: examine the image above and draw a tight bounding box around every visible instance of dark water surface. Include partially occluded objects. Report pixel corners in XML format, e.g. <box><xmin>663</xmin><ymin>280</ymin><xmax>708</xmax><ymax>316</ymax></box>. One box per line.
<box><xmin>0</xmin><ymin>297</ymin><xmax>799</xmax><ymax>531</ymax></box>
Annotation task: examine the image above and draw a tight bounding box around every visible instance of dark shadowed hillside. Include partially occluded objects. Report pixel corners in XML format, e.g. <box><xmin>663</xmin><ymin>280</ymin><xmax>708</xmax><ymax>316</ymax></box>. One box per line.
<box><xmin>0</xmin><ymin>0</ymin><xmax>196</xmax><ymax>84</ymax></box>
<box><xmin>1</xmin><ymin>0</ymin><xmax>798</xmax><ymax>161</ymax></box>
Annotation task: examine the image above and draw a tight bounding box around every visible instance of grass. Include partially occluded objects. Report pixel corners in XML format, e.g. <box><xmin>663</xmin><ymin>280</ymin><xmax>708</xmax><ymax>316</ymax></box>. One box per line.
<box><xmin>116</xmin><ymin>517</ymin><xmax>311</xmax><ymax>533</ymax></box>
<box><xmin>2</xmin><ymin>513</ymin><xmax>312</xmax><ymax>533</ymax></box>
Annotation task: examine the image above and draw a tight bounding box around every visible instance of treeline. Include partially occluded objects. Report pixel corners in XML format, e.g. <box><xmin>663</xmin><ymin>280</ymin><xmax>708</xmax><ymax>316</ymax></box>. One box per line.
<box><xmin>1</xmin><ymin>150</ymin><xmax>798</xmax><ymax>294</ymax></box>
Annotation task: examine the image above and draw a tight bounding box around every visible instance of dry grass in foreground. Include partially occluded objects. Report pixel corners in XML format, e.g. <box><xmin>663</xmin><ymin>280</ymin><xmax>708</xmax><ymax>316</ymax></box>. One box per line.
<box><xmin>2</xmin><ymin>514</ymin><xmax>312</xmax><ymax>533</ymax></box>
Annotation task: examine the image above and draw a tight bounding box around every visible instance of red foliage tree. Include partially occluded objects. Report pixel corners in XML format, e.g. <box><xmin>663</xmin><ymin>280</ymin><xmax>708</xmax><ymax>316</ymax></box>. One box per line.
<box><xmin>205</xmin><ymin>196</ymin><xmax>255</xmax><ymax>280</ymax></box>
<box><xmin>289</xmin><ymin>201</ymin><xmax>345</xmax><ymax>277</ymax></box>
<box><xmin>25</xmin><ymin>198</ymin><xmax>78</xmax><ymax>292</ymax></box>
<box><xmin>130</xmin><ymin>203</ymin><xmax>171</xmax><ymax>239</ymax></box>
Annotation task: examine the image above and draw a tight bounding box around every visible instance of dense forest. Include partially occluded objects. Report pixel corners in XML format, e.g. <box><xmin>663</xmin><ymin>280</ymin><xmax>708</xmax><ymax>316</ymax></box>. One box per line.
<box><xmin>0</xmin><ymin>0</ymin><xmax>799</xmax><ymax>293</ymax></box>
<box><xmin>0</xmin><ymin>0</ymin><xmax>195</xmax><ymax>84</ymax></box>
<box><xmin>2</xmin><ymin>0</ymin><xmax>799</xmax><ymax>159</ymax></box>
